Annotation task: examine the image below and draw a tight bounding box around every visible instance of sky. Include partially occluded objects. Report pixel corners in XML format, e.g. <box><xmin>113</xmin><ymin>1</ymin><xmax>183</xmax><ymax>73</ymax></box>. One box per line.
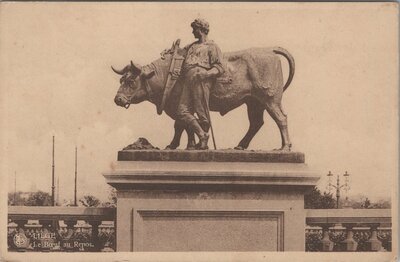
<box><xmin>1</xmin><ymin>2</ymin><xmax>398</xmax><ymax>203</ymax></box>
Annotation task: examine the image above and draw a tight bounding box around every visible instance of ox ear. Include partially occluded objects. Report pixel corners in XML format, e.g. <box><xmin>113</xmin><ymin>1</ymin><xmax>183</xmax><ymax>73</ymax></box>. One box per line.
<box><xmin>140</xmin><ymin>66</ymin><xmax>155</xmax><ymax>79</ymax></box>
<box><xmin>130</xmin><ymin>61</ymin><xmax>142</xmax><ymax>75</ymax></box>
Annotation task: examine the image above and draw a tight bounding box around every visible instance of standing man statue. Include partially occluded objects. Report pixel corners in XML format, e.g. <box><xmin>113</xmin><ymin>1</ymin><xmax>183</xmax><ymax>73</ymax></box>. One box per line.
<box><xmin>177</xmin><ymin>18</ymin><xmax>225</xmax><ymax>150</ymax></box>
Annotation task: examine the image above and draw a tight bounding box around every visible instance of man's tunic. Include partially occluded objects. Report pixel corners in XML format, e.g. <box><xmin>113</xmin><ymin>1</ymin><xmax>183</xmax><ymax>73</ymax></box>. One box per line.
<box><xmin>177</xmin><ymin>40</ymin><xmax>224</xmax><ymax>127</ymax></box>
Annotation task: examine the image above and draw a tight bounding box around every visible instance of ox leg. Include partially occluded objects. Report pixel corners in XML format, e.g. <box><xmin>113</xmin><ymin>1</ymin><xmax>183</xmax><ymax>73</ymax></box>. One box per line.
<box><xmin>165</xmin><ymin>120</ymin><xmax>185</xmax><ymax>150</ymax></box>
<box><xmin>265</xmin><ymin>101</ymin><xmax>291</xmax><ymax>151</ymax></box>
<box><xmin>186</xmin><ymin>127</ymin><xmax>196</xmax><ymax>150</ymax></box>
<box><xmin>235</xmin><ymin>101</ymin><xmax>264</xmax><ymax>150</ymax></box>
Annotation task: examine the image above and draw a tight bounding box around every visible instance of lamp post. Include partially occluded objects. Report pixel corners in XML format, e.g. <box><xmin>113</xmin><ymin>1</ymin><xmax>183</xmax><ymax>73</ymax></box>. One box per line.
<box><xmin>327</xmin><ymin>171</ymin><xmax>350</xmax><ymax>209</ymax></box>
<box><xmin>74</xmin><ymin>146</ymin><xmax>78</xmax><ymax>207</ymax></box>
<box><xmin>14</xmin><ymin>171</ymin><xmax>16</xmax><ymax>206</ymax></box>
<box><xmin>52</xmin><ymin>136</ymin><xmax>55</xmax><ymax>206</ymax></box>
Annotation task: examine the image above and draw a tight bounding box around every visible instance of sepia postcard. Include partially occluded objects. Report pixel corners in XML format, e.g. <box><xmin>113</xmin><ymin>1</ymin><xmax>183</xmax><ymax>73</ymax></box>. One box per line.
<box><xmin>0</xmin><ymin>2</ymin><xmax>398</xmax><ymax>262</ymax></box>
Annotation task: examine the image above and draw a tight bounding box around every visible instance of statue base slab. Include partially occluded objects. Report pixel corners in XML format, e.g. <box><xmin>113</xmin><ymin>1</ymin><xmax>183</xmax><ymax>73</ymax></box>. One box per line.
<box><xmin>118</xmin><ymin>149</ymin><xmax>305</xmax><ymax>163</ymax></box>
<box><xmin>104</xmin><ymin>153</ymin><xmax>319</xmax><ymax>252</ymax></box>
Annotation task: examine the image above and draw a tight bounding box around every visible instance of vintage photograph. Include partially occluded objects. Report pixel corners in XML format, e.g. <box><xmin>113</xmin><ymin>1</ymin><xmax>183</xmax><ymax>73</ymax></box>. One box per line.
<box><xmin>0</xmin><ymin>2</ymin><xmax>398</xmax><ymax>261</ymax></box>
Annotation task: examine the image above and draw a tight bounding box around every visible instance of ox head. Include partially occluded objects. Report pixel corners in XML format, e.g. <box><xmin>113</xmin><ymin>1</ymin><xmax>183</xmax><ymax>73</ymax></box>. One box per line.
<box><xmin>112</xmin><ymin>61</ymin><xmax>154</xmax><ymax>109</ymax></box>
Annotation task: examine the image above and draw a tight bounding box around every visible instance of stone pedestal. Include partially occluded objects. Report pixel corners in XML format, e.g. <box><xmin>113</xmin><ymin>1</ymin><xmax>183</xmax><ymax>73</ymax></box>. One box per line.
<box><xmin>103</xmin><ymin>150</ymin><xmax>319</xmax><ymax>252</ymax></box>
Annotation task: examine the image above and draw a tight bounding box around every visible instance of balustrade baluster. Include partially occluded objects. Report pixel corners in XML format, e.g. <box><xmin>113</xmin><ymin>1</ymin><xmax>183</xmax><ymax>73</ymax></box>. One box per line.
<box><xmin>12</xmin><ymin>220</ymin><xmax>29</xmax><ymax>252</ymax></box>
<box><xmin>387</xmin><ymin>233</ymin><xmax>392</xmax><ymax>251</ymax></box>
<box><xmin>340</xmin><ymin>224</ymin><xmax>358</xmax><ymax>251</ymax></box>
<box><xmin>38</xmin><ymin>219</ymin><xmax>58</xmax><ymax>251</ymax></box>
<box><xmin>320</xmin><ymin>224</ymin><xmax>334</xmax><ymax>251</ymax></box>
<box><xmin>367</xmin><ymin>224</ymin><xmax>382</xmax><ymax>251</ymax></box>
<box><xmin>88</xmin><ymin>220</ymin><xmax>102</xmax><ymax>251</ymax></box>
<box><xmin>63</xmin><ymin>220</ymin><xmax>77</xmax><ymax>252</ymax></box>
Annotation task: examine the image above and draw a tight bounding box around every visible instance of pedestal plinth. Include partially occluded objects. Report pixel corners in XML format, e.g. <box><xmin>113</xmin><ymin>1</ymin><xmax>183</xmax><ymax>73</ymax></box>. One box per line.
<box><xmin>103</xmin><ymin>150</ymin><xmax>319</xmax><ymax>252</ymax></box>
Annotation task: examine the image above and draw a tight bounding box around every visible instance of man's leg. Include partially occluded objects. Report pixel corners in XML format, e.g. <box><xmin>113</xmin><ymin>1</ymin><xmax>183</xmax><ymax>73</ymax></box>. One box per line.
<box><xmin>191</xmin><ymin>70</ymin><xmax>211</xmax><ymax>131</ymax></box>
<box><xmin>177</xmin><ymin>75</ymin><xmax>209</xmax><ymax>149</ymax></box>
<box><xmin>177</xmin><ymin>78</ymin><xmax>195</xmax><ymax>124</ymax></box>
<box><xmin>197</xmin><ymin>82</ymin><xmax>210</xmax><ymax>133</ymax></box>
<box><xmin>190</xmin><ymin>72</ymin><xmax>212</xmax><ymax>149</ymax></box>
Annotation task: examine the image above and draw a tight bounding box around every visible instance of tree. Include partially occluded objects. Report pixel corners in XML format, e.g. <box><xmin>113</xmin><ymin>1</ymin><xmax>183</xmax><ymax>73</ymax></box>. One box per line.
<box><xmin>109</xmin><ymin>187</ymin><xmax>117</xmax><ymax>206</ymax></box>
<box><xmin>361</xmin><ymin>197</ymin><xmax>371</xmax><ymax>209</ymax></box>
<box><xmin>342</xmin><ymin>195</ymin><xmax>391</xmax><ymax>209</ymax></box>
<box><xmin>25</xmin><ymin>191</ymin><xmax>52</xmax><ymax>206</ymax></box>
<box><xmin>304</xmin><ymin>187</ymin><xmax>336</xmax><ymax>209</ymax></box>
<box><xmin>371</xmin><ymin>199</ymin><xmax>391</xmax><ymax>209</ymax></box>
<box><xmin>8</xmin><ymin>191</ymin><xmax>28</xmax><ymax>206</ymax></box>
<box><xmin>60</xmin><ymin>199</ymin><xmax>74</xmax><ymax>206</ymax></box>
<box><xmin>101</xmin><ymin>186</ymin><xmax>117</xmax><ymax>208</ymax></box>
<box><xmin>79</xmin><ymin>195</ymin><xmax>100</xmax><ymax>207</ymax></box>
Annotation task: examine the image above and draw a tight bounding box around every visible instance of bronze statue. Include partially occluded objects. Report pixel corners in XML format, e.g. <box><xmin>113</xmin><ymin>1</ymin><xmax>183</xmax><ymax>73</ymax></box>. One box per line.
<box><xmin>112</xmin><ymin>20</ymin><xmax>295</xmax><ymax>151</ymax></box>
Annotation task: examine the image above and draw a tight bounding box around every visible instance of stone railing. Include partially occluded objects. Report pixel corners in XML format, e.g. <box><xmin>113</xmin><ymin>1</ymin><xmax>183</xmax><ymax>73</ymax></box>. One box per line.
<box><xmin>8</xmin><ymin>206</ymin><xmax>116</xmax><ymax>252</ymax></box>
<box><xmin>306</xmin><ymin>209</ymin><xmax>392</xmax><ymax>252</ymax></box>
<box><xmin>8</xmin><ymin>206</ymin><xmax>392</xmax><ymax>252</ymax></box>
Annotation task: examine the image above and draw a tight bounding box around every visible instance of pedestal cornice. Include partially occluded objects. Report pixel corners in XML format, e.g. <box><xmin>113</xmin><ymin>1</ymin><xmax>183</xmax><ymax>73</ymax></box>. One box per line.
<box><xmin>104</xmin><ymin>160</ymin><xmax>319</xmax><ymax>191</ymax></box>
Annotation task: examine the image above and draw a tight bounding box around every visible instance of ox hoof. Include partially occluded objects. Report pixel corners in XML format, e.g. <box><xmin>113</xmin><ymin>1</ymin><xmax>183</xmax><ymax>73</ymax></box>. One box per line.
<box><xmin>234</xmin><ymin>146</ymin><xmax>245</xmax><ymax>150</ymax></box>
<box><xmin>273</xmin><ymin>144</ymin><xmax>292</xmax><ymax>152</ymax></box>
<box><xmin>165</xmin><ymin>145</ymin><xmax>178</xmax><ymax>150</ymax></box>
<box><xmin>186</xmin><ymin>145</ymin><xmax>196</xmax><ymax>150</ymax></box>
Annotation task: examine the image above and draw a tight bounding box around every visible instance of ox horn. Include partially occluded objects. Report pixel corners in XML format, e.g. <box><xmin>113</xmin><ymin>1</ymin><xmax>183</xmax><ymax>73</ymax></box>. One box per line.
<box><xmin>111</xmin><ymin>66</ymin><xmax>125</xmax><ymax>75</ymax></box>
<box><xmin>130</xmin><ymin>60</ymin><xmax>142</xmax><ymax>74</ymax></box>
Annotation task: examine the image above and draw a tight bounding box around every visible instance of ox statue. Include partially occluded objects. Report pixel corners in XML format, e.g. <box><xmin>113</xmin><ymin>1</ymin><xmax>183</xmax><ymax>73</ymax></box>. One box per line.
<box><xmin>112</xmin><ymin>46</ymin><xmax>295</xmax><ymax>151</ymax></box>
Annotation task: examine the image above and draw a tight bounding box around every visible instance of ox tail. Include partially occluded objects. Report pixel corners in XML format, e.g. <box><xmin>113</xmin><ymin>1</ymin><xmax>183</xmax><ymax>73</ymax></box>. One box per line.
<box><xmin>273</xmin><ymin>47</ymin><xmax>295</xmax><ymax>92</ymax></box>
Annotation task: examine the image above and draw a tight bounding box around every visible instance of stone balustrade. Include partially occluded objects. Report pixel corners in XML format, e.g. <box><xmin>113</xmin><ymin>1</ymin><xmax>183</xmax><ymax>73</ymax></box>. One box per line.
<box><xmin>306</xmin><ymin>209</ymin><xmax>392</xmax><ymax>252</ymax></box>
<box><xmin>8</xmin><ymin>206</ymin><xmax>392</xmax><ymax>252</ymax></box>
<box><xmin>8</xmin><ymin>206</ymin><xmax>116</xmax><ymax>252</ymax></box>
